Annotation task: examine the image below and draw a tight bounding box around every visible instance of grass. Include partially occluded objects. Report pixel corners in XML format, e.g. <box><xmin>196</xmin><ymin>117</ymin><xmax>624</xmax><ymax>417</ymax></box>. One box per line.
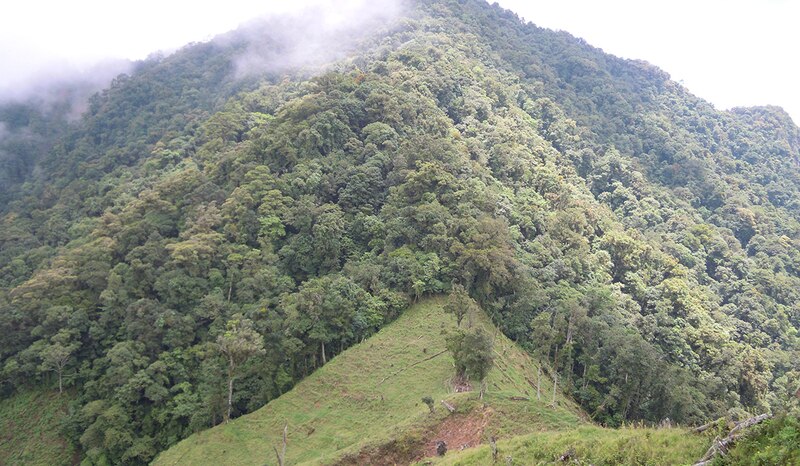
<box><xmin>421</xmin><ymin>425</ymin><xmax>708</xmax><ymax>466</ymax></box>
<box><xmin>0</xmin><ymin>388</ymin><xmax>77</xmax><ymax>466</ymax></box>
<box><xmin>153</xmin><ymin>297</ymin><xmax>581</xmax><ymax>465</ymax></box>
<box><xmin>154</xmin><ymin>297</ymin><xmax>708</xmax><ymax>466</ymax></box>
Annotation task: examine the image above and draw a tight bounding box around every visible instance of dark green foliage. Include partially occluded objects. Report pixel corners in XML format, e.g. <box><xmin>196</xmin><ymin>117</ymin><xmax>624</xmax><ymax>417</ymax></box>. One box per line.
<box><xmin>422</xmin><ymin>395</ymin><xmax>435</xmax><ymax>413</ymax></box>
<box><xmin>0</xmin><ymin>0</ymin><xmax>799</xmax><ymax>463</ymax></box>
<box><xmin>446</xmin><ymin>328</ymin><xmax>494</xmax><ymax>384</ymax></box>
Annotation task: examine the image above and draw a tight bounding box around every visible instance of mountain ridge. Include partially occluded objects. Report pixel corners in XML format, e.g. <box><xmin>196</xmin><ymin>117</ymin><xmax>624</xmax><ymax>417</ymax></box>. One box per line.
<box><xmin>0</xmin><ymin>0</ymin><xmax>797</xmax><ymax>464</ymax></box>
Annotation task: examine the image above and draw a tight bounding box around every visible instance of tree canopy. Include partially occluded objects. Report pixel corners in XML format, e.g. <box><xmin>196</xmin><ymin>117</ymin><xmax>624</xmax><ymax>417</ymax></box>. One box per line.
<box><xmin>0</xmin><ymin>0</ymin><xmax>798</xmax><ymax>463</ymax></box>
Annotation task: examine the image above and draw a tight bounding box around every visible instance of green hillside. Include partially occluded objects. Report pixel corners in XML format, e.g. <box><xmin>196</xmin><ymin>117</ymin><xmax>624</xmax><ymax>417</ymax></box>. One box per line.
<box><xmin>0</xmin><ymin>389</ymin><xmax>77</xmax><ymax>466</ymax></box>
<box><xmin>421</xmin><ymin>426</ymin><xmax>707</xmax><ymax>466</ymax></box>
<box><xmin>153</xmin><ymin>298</ymin><xmax>582</xmax><ymax>465</ymax></box>
<box><xmin>0</xmin><ymin>0</ymin><xmax>798</xmax><ymax>463</ymax></box>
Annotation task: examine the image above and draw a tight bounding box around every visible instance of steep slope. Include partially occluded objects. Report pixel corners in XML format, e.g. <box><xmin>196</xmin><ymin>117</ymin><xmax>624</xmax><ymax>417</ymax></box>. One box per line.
<box><xmin>422</xmin><ymin>426</ymin><xmax>707</xmax><ymax>466</ymax></box>
<box><xmin>0</xmin><ymin>389</ymin><xmax>77</xmax><ymax>465</ymax></box>
<box><xmin>0</xmin><ymin>0</ymin><xmax>798</xmax><ymax>464</ymax></box>
<box><xmin>153</xmin><ymin>298</ymin><xmax>582</xmax><ymax>465</ymax></box>
<box><xmin>156</xmin><ymin>298</ymin><xmax>710</xmax><ymax>465</ymax></box>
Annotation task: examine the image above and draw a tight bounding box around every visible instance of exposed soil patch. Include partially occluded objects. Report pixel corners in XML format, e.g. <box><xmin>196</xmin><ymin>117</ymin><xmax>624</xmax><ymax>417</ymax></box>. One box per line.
<box><xmin>334</xmin><ymin>406</ymin><xmax>493</xmax><ymax>466</ymax></box>
<box><xmin>422</xmin><ymin>406</ymin><xmax>492</xmax><ymax>457</ymax></box>
<box><xmin>336</xmin><ymin>437</ymin><xmax>424</xmax><ymax>466</ymax></box>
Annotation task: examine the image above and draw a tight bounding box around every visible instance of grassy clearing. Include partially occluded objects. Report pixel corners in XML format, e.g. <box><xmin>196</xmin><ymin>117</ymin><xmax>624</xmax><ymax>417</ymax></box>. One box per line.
<box><xmin>0</xmin><ymin>388</ymin><xmax>77</xmax><ymax>466</ymax></box>
<box><xmin>422</xmin><ymin>425</ymin><xmax>708</xmax><ymax>466</ymax></box>
<box><xmin>154</xmin><ymin>298</ymin><xmax>705</xmax><ymax>466</ymax></box>
<box><xmin>154</xmin><ymin>298</ymin><xmax>580</xmax><ymax>465</ymax></box>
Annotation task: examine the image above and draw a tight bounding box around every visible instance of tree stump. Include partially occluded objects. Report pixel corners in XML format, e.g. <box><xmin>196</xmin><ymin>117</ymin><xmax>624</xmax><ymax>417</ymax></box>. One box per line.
<box><xmin>436</xmin><ymin>440</ymin><xmax>447</xmax><ymax>456</ymax></box>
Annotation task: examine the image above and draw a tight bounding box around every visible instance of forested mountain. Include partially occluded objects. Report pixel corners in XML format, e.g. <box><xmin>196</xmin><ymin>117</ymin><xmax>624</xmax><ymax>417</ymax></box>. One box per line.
<box><xmin>0</xmin><ymin>0</ymin><xmax>798</xmax><ymax>464</ymax></box>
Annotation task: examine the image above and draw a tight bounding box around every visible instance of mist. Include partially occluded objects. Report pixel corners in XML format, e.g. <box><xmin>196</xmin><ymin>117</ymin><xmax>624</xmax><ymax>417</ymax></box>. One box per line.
<box><xmin>0</xmin><ymin>0</ymin><xmax>404</xmax><ymax>196</ymax></box>
<box><xmin>0</xmin><ymin>59</ymin><xmax>134</xmax><ymax>118</ymax></box>
<box><xmin>224</xmin><ymin>0</ymin><xmax>404</xmax><ymax>78</ymax></box>
<box><xmin>0</xmin><ymin>0</ymin><xmax>404</xmax><ymax>109</ymax></box>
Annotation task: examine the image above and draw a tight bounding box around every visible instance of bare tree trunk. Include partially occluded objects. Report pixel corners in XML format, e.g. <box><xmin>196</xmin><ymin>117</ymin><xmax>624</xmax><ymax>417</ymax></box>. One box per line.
<box><xmin>537</xmin><ymin>366</ymin><xmax>541</xmax><ymax>400</ymax></box>
<box><xmin>621</xmin><ymin>373</ymin><xmax>630</xmax><ymax>419</ymax></box>
<box><xmin>565</xmin><ymin>315</ymin><xmax>574</xmax><ymax>387</ymax></box>
<box><xmin>321</xmin><ymin>341</ymin><xmax>326</xmax><ymax>365</ymax></box>
<box><xmin>565</xmin><ymin>317</ymin><xmax>573</xmax><ymax>346</ymax></box>
<box><xmin>58</xmin><ymin>369</ymin><xmax>63</xmax><ymax>394</ymax></box>
<box><xmin>273</xmin><ymin>423</ymin><xmax>288</xmax><ymax>466</ymax></box>
<box><xmin>582</xmin><ymin>364</ymin><xmax>588</xmax><ymax>390</ymax></box>
<box><xmin>226</xmin><ymin>377</ymin><xmax>233</xmax><ymax>423</ymax></box>
<box><xmin>551</xmin><ymin>347</ymin><xmax>559</xmax><ymax>407</ymax></box>
<box><xmin>552</xmin><ymin>371</ymin><xmax>558</xmax><ymax>407</ymax></box>
<box><xmin>226</xmin><ymin>355</ymin><xmax>235</xmax><ymax>423</ymax></box>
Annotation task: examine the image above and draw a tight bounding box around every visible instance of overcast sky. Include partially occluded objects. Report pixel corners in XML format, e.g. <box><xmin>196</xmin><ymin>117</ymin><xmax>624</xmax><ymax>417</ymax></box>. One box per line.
<box><xmin>0</xmin><ymin>0</ymin><xmax>797</xmax><ymax>123</ymax></box>
<box><xmin>495</xmin><ymin>0</ymin><xmax>799</xmax><ymax>123</ymax></box>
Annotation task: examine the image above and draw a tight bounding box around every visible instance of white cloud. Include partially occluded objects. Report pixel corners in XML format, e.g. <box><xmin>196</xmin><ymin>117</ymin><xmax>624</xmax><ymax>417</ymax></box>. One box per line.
<box><xmin>0</xmin><ymin>0</ymin><xmax>797</xmax><ymax>123</ymax></box>
<box><xmin>0</xmin><ymin>0</ymin><xmax>394</xmax><ymax>93</ymax></box>
<box><xmin>494</xmin><ymin>0</ymin><xmax>800</xmax><ymax>123</ymax></box>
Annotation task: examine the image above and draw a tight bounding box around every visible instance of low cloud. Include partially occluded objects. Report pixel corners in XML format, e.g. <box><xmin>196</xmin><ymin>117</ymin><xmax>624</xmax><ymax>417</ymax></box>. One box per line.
<box><xmin>0</xmin><ymin>58</ymin><xmax>133</xmax><ymax>121</ymax></box>
<box><xmin>1</xmin><ymin>0</ymin><xmax>404</xmax><ymax>115</ymax></box>
<box><xmin>225</xmin><ymin>0</ymin><xmax>404</xmax><ymax>78</ymax></box>
<box><xmin>0</xmin><ymin>1</ymin><xmax>404</xmax><ymax>193</ymax></box>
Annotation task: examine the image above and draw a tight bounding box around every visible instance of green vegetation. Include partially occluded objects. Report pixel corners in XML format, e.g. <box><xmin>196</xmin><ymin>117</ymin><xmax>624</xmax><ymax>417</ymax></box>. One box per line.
<box><xmin>446</xmin><ymin>327</ymin><xmax>494</xmax><ymax>398</ymax></box>
<box><xmin>422</xmin><ymin>425</ymin><xmax>707</xmax><ymax>466</ymax></box>
<box><xmin>717</xmin><ymin>414</ymin><xmax>800</xmax><ymax>466</ymax></box>
<box><xmin>0</xmin><ymin>0</ymin><xmax>798</xmax><ymax>463</ymax></box>
<box><xmin>153</xmin><ymin>299</ymin><xmax>580</xmax><ymax>465</ymax></box>
<box><xmin>0</xmin><ymin>389</ymin><xmax>77</xmax><ymax>466</ymax></box>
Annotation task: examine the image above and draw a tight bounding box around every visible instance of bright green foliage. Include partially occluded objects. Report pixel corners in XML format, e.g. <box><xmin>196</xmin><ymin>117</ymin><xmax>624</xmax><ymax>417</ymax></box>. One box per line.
<box><xmin>217</xmin><ymin>315</ymin><xmax>266</xmax><ymax>422</ymax></box>
<box><xmin>443</xmin><ymin>283</ymin><xmax>478</xmax><ymax>327</ymax></box>
<box><xmin>719</xmin><ymin>414</ymin><xmax>800</xmax><ymax>466</ymax></box>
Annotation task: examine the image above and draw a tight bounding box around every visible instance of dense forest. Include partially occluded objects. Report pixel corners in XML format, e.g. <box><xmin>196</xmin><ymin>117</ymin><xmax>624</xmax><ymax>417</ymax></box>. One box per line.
<box><xmin>1</xmin><ymin>0</ymin><xmax>798</xmax><ymax>464</ymax></box>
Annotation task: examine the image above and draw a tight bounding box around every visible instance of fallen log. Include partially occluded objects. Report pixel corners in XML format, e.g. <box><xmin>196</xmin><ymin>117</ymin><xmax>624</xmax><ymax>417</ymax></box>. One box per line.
<box><xmin>693</xmin><ymin>413</ymin><xmax>772</xmax><ymax>466</ymax></box>
<box><xmin>441</xmin><ymin>400</ymin><xmax>456</xmax><ymax>413</ymax></box>
<box><xmin>377</xmin><ymin>349</ymin><xmax>448</xmax><ymax>386</ymax></box>
<box><xmin>692</xmin><ymin>417</ymin><xmax>724</xmax><ymax>434</ymax></box>
<box><xmin>728</xmin><ymin>413</ymin><xmax>771</xmax><ymax>437</ymax></box>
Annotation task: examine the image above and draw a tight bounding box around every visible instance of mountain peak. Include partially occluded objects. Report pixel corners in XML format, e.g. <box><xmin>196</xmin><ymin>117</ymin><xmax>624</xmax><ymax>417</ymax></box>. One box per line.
<box><xmin>1</xmin><ymin>1</ymin><xmax>797</xmax><ymax>464</ymax></box>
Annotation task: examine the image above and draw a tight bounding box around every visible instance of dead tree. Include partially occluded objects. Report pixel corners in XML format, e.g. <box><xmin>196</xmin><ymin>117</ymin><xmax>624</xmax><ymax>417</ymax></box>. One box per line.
<box><xmin>436</xmin><ymin>440</ymin><xmax>447</xmax><ymax>456</ymax></box>
<box><xmin>693</xmin><ymin>413</ymin><xmax>772</xmax><ymax>466</ymax></box>
<box><xmin>441</xmin><ymin>399</ymin><xmax>456</xmax><ymax>413</ymax></box>
<box><xmin>692</xmin><ymin>417</ymin><xmax>724</xmax><ymax>434</ymax></box>
<box><xmin>273</xmin><ymin>423</ymin><xmax>287</xmax><ymax>466</ymax></box>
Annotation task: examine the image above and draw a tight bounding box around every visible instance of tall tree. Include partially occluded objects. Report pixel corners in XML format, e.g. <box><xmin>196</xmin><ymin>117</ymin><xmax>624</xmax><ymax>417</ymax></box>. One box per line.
<box><xmin>216</xmin><ymin>315</ymin><xmax>265</xmax><ymax>423</ymax></box>
<box><xmin>446</xmin><ymin>328</ymin><xmax>495</xmax><ymax>399</ymax></box>
<box><xmin>39</xmin><ymin>330</ymin><xmax>78</xmax><ymax>394</ymax></box>
<box><xmin>444</xmin><ymin>283</ymin><xmax>478</xmax><ymax>328</ymax></box>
